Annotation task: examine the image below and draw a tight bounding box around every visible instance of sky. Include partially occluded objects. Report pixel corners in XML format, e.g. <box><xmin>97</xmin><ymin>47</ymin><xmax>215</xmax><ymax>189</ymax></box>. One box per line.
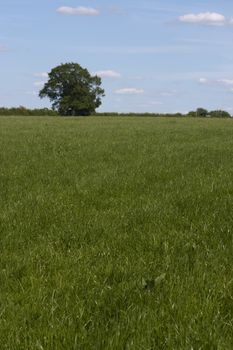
<box><xmin>1</xmin><ymin>0</ymin><xmax>233</xmax><ymax>113</ymax></box>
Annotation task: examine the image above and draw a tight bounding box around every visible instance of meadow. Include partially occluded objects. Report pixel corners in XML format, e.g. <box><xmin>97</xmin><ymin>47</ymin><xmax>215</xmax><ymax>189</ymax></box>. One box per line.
<box><xmin>0</xmin><ymin>116</ymin><xmax>233</xmax><ymax>349</ymax></box>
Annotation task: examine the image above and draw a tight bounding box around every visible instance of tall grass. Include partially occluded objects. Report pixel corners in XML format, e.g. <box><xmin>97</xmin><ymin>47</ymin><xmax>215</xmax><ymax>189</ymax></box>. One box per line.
<box><xmin>0</xmin><ymin>116</ymin><xmax>233</xmax><ymax>349</ymax></box>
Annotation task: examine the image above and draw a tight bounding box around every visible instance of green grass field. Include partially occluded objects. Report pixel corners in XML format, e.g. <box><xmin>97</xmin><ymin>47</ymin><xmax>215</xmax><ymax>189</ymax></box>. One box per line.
<box><xmin>1</xmin><ymin>116</ymin><xmax>233</xmax><ymax>349</ymax></box>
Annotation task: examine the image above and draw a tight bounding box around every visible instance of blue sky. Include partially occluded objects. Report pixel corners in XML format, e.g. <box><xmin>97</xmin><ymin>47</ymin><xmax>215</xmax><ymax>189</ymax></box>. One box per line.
<box><xmin>1</xmin><ymin>0</ymin><xmax>233</xmax><ymax>113</ymax></box>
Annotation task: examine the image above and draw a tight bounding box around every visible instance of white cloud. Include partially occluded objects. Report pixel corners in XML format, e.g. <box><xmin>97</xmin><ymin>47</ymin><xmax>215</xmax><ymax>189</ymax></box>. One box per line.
<box><xmin>217</xmin><ymin>79</ymin><xmax>233</xmax><ymax>86</ymax></box>
<box><xmin>57</xmin><ymin>6</ymin><xmax>100</xmax><ymax>16</ymax></box>
<box><xmin>115</xmin><ymin>88</ymin><xmax>144</xmax><ymax>95</ymax></box>
<box><xmin>197</xmin><ymin>78</ymin><xmax>233</xmax><ymax>86</ymax></box>
<box><xmin>179</xmin><ymin>12</ymin><xmax>226</xmax><ymax>26</ymax></box>
<box><xmin>34</xmin><ymin>72</ymin><xmax>48</xmax><ymax>79</ymax></box>
<box><xmin>197</xmin><ymin>78</ymin><xmax>233</xmax><ymax>93</ymax></box>
<box><xmin>95</xmin><ymin>70</ymin><xmax>121</xmax><ymax>79</ymax></box>
<box><xmin>199</xmin><ymin>78</ymin><xmax>208</xmax><ymax>84</ymax></box>
<box><xmin>34</xmin><ymin>81</ymin><xmax>45</xmax><ymax>87</ymax></box>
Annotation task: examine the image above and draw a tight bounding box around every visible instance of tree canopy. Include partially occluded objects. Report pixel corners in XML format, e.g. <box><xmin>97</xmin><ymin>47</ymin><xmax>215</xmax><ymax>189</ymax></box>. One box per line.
<box><xmin>39</xmin><ymin>63</ymin><xmax>105</xmax><ymax>116</ymax></box>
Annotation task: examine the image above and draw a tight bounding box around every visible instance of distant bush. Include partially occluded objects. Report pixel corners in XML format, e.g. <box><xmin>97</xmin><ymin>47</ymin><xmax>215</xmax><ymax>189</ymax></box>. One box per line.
<box><xmin>186</xmin><ymin>111</ymin><xmax>196</xmax><ymax>118</ymax></box>
<box><xmin>196</xmin><ymin>108</ymin><xmax>208</xmax><ymax>118</ymax></box>
<box><xmin>209</xmin><ymin>110</ymin><xmax>231</xmax><ymax>118</ymax></box>
<box><xmin>186</xmin><ymin>109</ymin><xmax>231</xmax><ymax>118</ymax></box>
<box><xmin>0</xmin><ymin>106</ymin><xmax>58</xmax><ymax>116</ymax></box>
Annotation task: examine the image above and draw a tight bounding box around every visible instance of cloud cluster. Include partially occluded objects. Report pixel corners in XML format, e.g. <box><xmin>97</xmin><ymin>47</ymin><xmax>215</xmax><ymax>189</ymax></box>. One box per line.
<box><xmin>179</xmin><ymin>12</ymin><xmax>226</xmax><ymax>26</ymax></box>
<box><xmin>57</xmin><ymin>6</ymin><xmax>99</xmax><ymax>16</ymax></box>
<box><xmin>56</xmin><ymin>8</ymin><xmax>232</xmax><ymax>28</ymax></box>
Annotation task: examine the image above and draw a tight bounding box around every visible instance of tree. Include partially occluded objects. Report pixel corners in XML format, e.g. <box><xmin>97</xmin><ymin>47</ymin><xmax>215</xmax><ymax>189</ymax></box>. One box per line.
<box><xmin>39</xmin><ymin>63</ymin><xmax>105</xmax><ymax>116</ymax></box>
<box><xmin>209</xmin><ymin>110</ymin><xmax>231</xmax><ymax>118</ymax></box>
<box><xmin>186</xmin><ymin>111</ymin><xmax>196</xmax><ymax>118</ymax></box>
<box><xmin>195</xmin><ymin>108</ymin><xmax>208</xmax><ymax>118</ymax></box>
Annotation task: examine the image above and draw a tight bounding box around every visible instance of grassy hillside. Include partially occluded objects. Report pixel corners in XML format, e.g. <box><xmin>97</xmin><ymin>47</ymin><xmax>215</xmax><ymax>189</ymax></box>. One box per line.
<box><xmin>1</xmin><ymin>116</ymin><xmax>233</xmax><ymax>349</ymax></box>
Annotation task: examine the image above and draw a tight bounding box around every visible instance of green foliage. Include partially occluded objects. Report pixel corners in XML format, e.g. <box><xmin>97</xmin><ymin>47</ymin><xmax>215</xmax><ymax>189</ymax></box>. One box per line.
<box><xmin>186</xmin><ymin>111</ymin><xmax>196</xmax><ymax>118</ymax></box>
<box><xmin>0</xmin><ymin>106</ymin><xmax>58</xmax><ymax>116</ymax></box>
<box><xmin>97</xmin><ymin>110</ymin><xmax>231</xmax><ymax>118</ymax></box>
<box><xmin>209</xmin><ymin>110</ymin><xmax>231</xmax><ymax>118</ymax></box>
<box><xmin>1</xmin><ymin>116</ymin><xmax>233</xmax><ymax>349</ymax></box>
<box><xmin>0</xmin><ymin>107</ymin><xmax>231</xmax><ymax>119</ymax></box>
<box><xmin>96</xmin><ymin>112</ymin><xmax>186</xmax><ymax>118</ymax></box>
<box><xmin>39</xmin><ymin>63</ymin><xmax>105</xmax><ymax>116</ymax></box>
<box><xmin>196</xmin><ymin>108</ymin><xmax>208</xmax><ymax>118</ymax></box>
<box><xmin>186</xmin><ymin>108</ymin><xmax>231</xmax><ymax>119</ymax></box>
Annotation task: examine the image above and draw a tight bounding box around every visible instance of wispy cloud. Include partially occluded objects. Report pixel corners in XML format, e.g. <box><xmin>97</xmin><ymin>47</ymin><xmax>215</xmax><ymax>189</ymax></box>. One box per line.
<box><xmin>0</xmin><ymin>45</ymin><xmax>8</xmax><ymax>53</ymax></box>
<box><xmin>57</xmin><ymin>6</ymin><xmax>100</xmax><ymax>16</ymax></box>
<box><xmin>33</xmin><ymin>73</ymin><xmax>48</xmax><ymax>88</ymax></box>
<box><xmin>198</xmin><ymin>78</ymin><xmax>209</xmax><ymax>84</ymax></box>
<box><xmin>149</xmin><ymin>101</ymin><xmax>162</xmax><ymax>106</ymax></box>
<box><xmin>159</xmin><ymin>90</ymin><xmax>176</xmax><ymax>97</ymax></box>
<box><xmin>197</xmin><ymin>77</ymin><xmax>233</xmax><ymax>94</ymax></box>
<box><xmin>95</xmin><ymin>70</ymin><xmax>121</xmax><ymax>79</ymax></box>
<box><xmin>108</xmin><ymin>6</ymin><xmax>125</xmax><ymax>15</ymax></box>
<box><xmin>69</xmin><ymin>45</ymin><xmax>195</xmax><ymax>55</ymax></box>
<box><xmin>217</xmin><ymin>79</ymin><xmax>233</xmax><ymax>86</ymax></box>
<box><xmin>179</xmin><ymin>12</ymin><xmax>226</xmax><ymax>26</ymax></box>
<box><xmin>33</xmin><ymin>81</ymin><xmax>45</xmax><ymax>87</ymax></box>
<box><xmin>34</xmin><ymin>72</ymin><xmax>48</xmax><ymax>79</ymax></box>
<box><xmin>115</xmin><ymin>88</ymin><xmax>144</xmax><ymax>95</ymax></box>
<box><xmin>25</xmin><ymin>91</ymin><xmax>37</xmax><ymax>96</ymax></box>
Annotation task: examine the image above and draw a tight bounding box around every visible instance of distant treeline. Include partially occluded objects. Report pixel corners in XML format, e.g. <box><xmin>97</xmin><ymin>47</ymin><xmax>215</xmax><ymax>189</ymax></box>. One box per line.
<box><xmin>0</xmin><ymin>106</ymin><xmax>231</xmax><ymax>118</ymax></box>
<box><xmin>96</xmin><ymin>108</ymin><xmax>232</xmax><ymax>118</ymax></box>
<box><xmin>96</xmin><ymin>112</ymin><xmax>185</xmax><ymax>118</ymax></box>
<box><xmin>0</xmin><ymin>106</ymin><xmax>58</xmax><ymax>116</ymax></box>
